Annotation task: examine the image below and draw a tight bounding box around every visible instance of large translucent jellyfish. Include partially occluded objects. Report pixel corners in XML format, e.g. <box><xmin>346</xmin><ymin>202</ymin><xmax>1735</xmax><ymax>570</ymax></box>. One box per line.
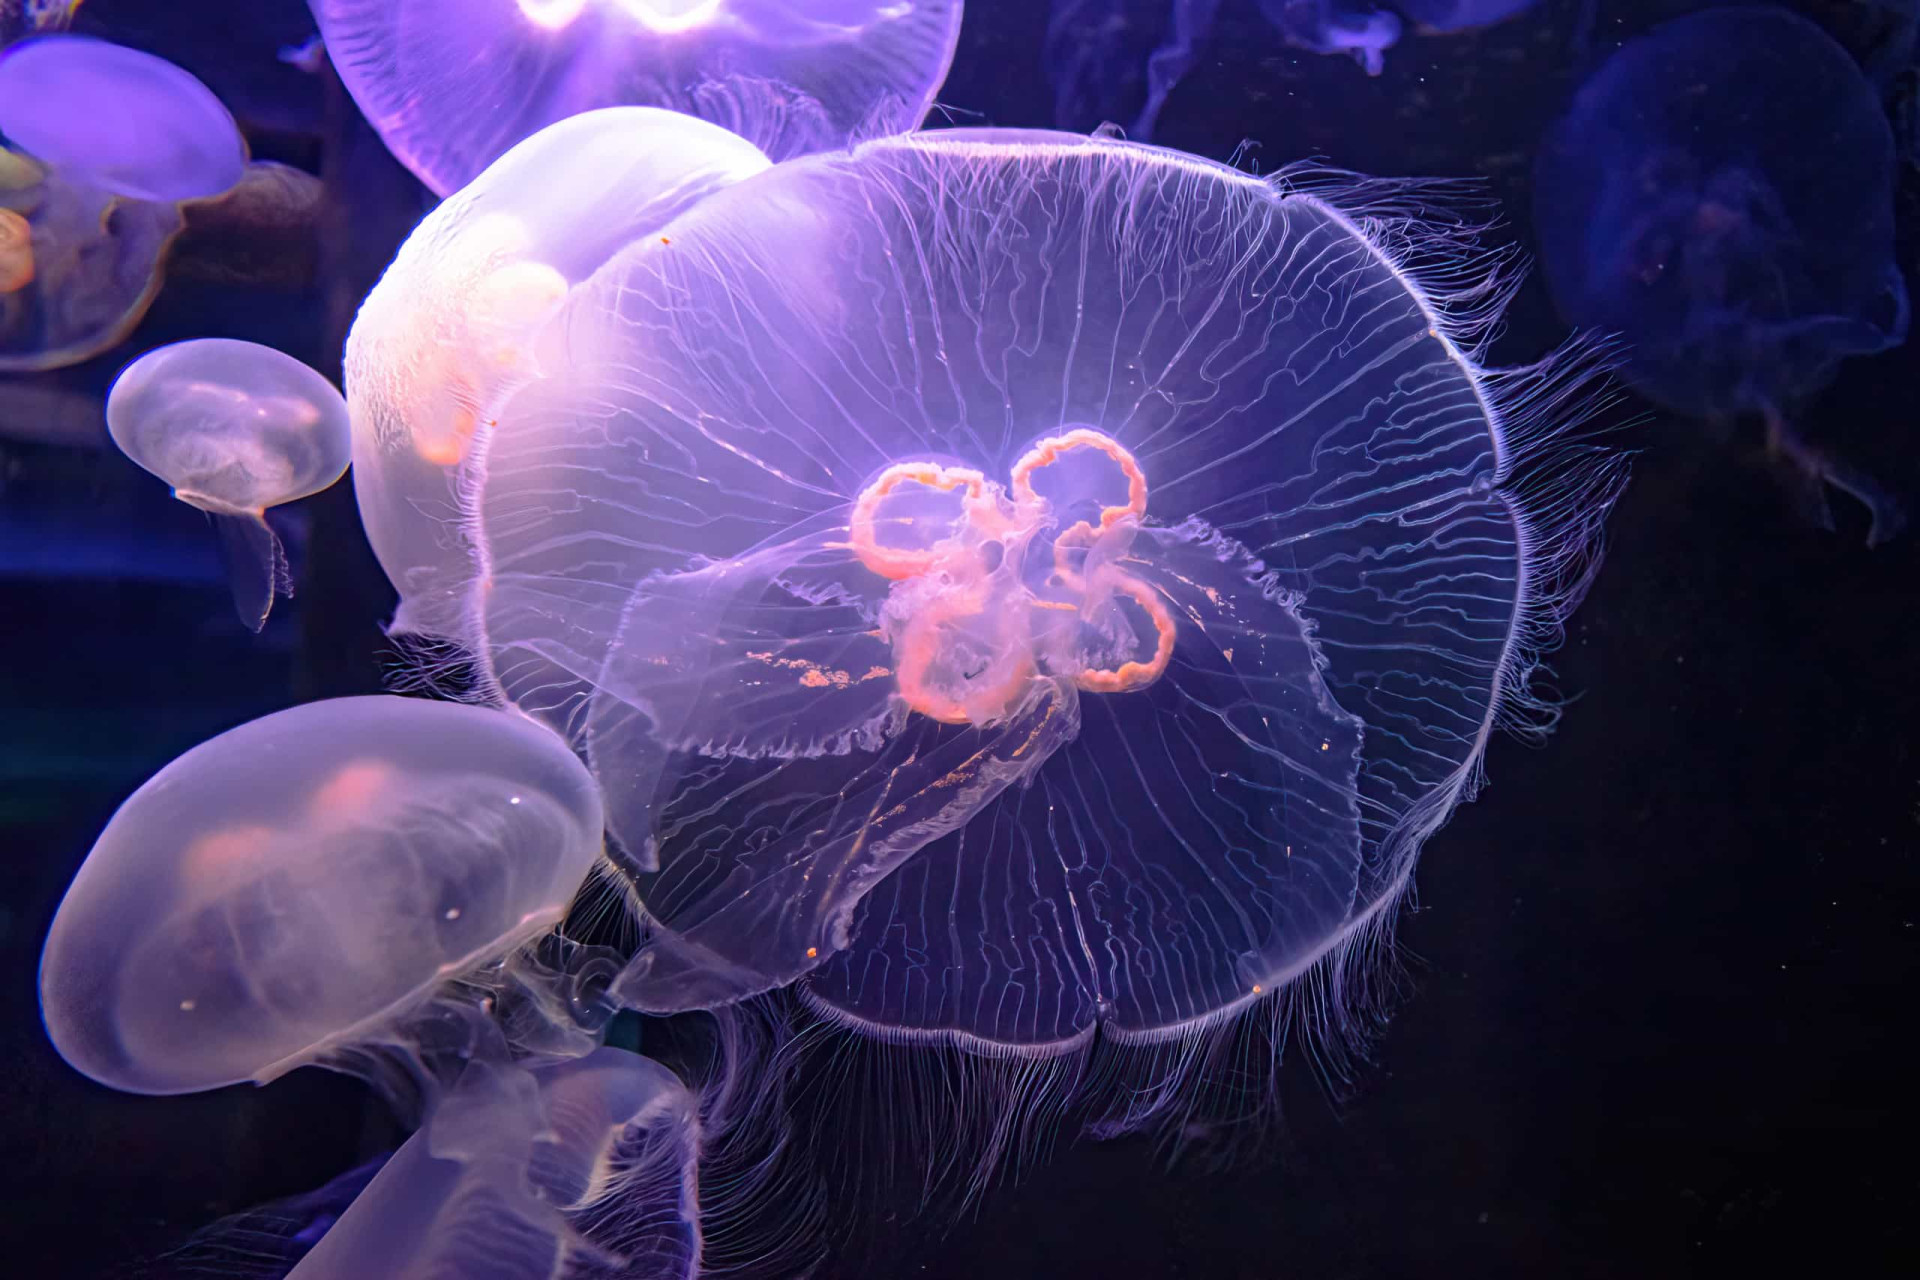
<box><xmin>38</xmin><ymin>695</ymin><xmax>607</xmax><ymax>1098</ymax></box>
<box><xmin>0</xmin><ymin>37</ymin><xmax>249</xmax><ymax>372</ymax></box>
<box><xmin>400</xmin><ymin>131</ymin><xmax>1618</xmax><ymax>1077</ymax></box>
<box><xmin>289</xmin><ymin>1050</ymin><xmax>701</xmax><ymax>1280</ymax></box>
<box><xmin>347</xmin><ymin>105</ymin><xmax>772</xmax><ymax>643</ymax></box>
<box><xmin>308</xmin><ymin>0</ymin><xmax>964</xmax><ymax>197</ymax></box>
<box><xmin>107</xmin><ymin>338</ymin><xmax>352</xmax><ymax>631</ymax></box>
<box><xmin>1046</xmin><ymin>0</ymin><xmax>1542</xmax><ymax>138</ymax></box>
<box><xmin>1533</xmin><ymin>6</ymin><xmax>1910</xmax><ymax>545</ymax></box>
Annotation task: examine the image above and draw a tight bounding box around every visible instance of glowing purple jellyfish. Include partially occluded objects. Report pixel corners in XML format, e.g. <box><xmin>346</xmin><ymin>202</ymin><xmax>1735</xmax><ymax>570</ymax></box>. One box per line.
<box><xmin>309</xmin><ymin>0</ymin><xmax>965</xmax><ymax>196</ymax></box>
<box><xmin>347</xmin><ymin>128</ymin><xmax>1619</xmax><ymax>1109</ymax></box>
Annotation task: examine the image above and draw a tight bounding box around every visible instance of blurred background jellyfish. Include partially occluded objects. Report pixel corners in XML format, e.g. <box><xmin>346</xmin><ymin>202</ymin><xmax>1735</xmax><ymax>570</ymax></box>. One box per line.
<box><xmin>38</xmin><ymin>695</ymin><xmax>610</xmax><ymax>1105</ymax></box>
<box><xmin>391</xmin><ymin>130</ymin><xmax>1622</xmax><ymax>1133</ymax></box>
<box><xmin>346</xmin><ymin>105</ymin><xmax>771</xmax><ymax>644</ymax></box>
<box><xmin>1045</xmin><ymin>0</ymin><xmax>1542</xmax><ymax>138</ymax></box>
<box><xmin>288</xmin><ymin>1049</ymin><xmax>702</xmax><ymax>1280</ymax></box>
<box><xmin>107</xmin><ymin>338</ymin><xmax>351</xmax><ymax>630</ymax></box>
<box><xmin>1533</xmin><ymin>6</ymin><xmax>1911</xmax><ymax>546</ymax></box>
<box><xmin>307</xmin><ymin>0</ymin><xmax>965</xmax><ymax>196</ymax></box>
<box><xmin>0</xmin><ymin>34</ymin><xmax>245</xmax><ymax>201</ymax></box>
<box><xmin>0</xmin><ymin>34</ymin><xmax>248</xmax><ymax>371</ymax></box>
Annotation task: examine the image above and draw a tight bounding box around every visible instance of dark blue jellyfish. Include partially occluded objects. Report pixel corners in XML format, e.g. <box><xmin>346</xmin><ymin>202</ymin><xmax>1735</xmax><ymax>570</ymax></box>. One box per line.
<box><xmin>1046</xmin><ymin>0</ymin><xmax>1544</xmax><ymax>138</ymax></box>
<box><xmin>1533</xmin><ymin>6</ymin><xmax>1911</xmax><ymax>545</ymax></box>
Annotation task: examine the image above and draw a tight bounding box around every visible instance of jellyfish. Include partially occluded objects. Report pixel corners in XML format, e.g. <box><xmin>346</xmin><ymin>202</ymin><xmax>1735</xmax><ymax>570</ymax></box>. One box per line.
<box><xmin>287</xmin><ymin>1050</ymin><xmax>701</xmax><ymax>1280</ymax></box>
<box><xmin>1533</xmin><ymin>6</ymin><xmax>1911</xmax><ymax>545</ymax></box>
<box><xmin>0</xmin><ymin>35</ymin><xmax>246</xmax><ymax>202</ymax></box>
<box><xmin>38</xmin><ymin>695</ymin><xmax>609</xmax><ymax>1101</ymax></box>
<box><xmin>1046</xmin><ymin>0</ymin><xmax>1540</xmax><ymax>138</ymax></box>
<box><xmin>0</xmin><ymin>36</ymin><xmax>250</xmax><ymax>372</ymax></box>
<box><xmin>372</xmin><ymin>128</ymin><xmax>1619</xmax><ymax>1112</ymax></box>
<box><xmin>346</xmin><ymin>105</ymin><xmax>772</xmax><ymax>643</ymax></box>
<box><xmin>106</xmin><ymin>338</ymin><xmax>352</xmax><ymax>631</ymax></box>
<box><xmin>307</xmin><ymin>0</ymin><xmax>964</xmax><ymax>197</ymax></box>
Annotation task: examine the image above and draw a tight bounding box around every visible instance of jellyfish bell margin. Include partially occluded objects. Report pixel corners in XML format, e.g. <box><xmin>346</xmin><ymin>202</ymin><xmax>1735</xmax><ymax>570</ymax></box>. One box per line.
<box><xmin>410</xmin><ymin>130</ymin><xmax>1627</xmax><ymax>1158</ymax></box>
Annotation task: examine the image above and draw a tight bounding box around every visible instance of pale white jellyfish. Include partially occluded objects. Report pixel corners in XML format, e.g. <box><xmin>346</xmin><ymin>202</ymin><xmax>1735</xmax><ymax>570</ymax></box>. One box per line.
<box><xmin>288</xmin><ymin>1050</ymin><xmax>702</xmax><ymax>1280</ymax></box>
<box><xmin>309</xmin><ymin>0</ymin><xmax>963</xmax><ymax>195</ymax></box>
<box><xmin>107</xmin><ymin>338</ymin><xmax>350</xmax><ymax>630</ymax></box>
<box><xmin>38</xmin><ymin>695</ymin><xmax>607</xmax><ymax>1099</ymax></box>
<box><xmin>344</xmin><ymin>105</ymin><xmax>771</xmax><ymax>641</ymax></box>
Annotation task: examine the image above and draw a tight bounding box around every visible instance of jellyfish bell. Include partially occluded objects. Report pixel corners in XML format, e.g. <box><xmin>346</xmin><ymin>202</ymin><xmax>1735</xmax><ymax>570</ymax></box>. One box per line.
<box><xmin>106</xmin><ymin>338</ymin><xmax>352</xmax><ymax>631</ymax></box>
<box><xmin>436</xmin><ymin>126</ymin><xmax>1621</xmax><ymax>1118</ymax></box>
<box><xmin>38</xmin><ymin>695</ymin><xmax>609</xmax><ymax>1100</ymax></box>
<box><xmin>346</xmin><ymin>105</ymin><xmax>773</xmax><ymax>645</ymax></box>
<box><xmin>309</xmin><ymin>0</ymin><xmax>963</xmax><ymax>196</ymax></box>
<box><xmin>1533</xmin><ymin>5</ymin><xmax>1909</xmax><ymax>544</ymax></box>
<box><xmin>0</xmin><ymin>154</ymin><xmax>184</xmax><ymax>374</ymax></box>
<box><xmin>0</xmin><ymin>35</ymin><xmax>246</xmax><ymax>204</ymax></box>
<box><xmin>287</xmin><ymin>1049</ymin><xmax>701</xmax><ymax>1280</ymax></box>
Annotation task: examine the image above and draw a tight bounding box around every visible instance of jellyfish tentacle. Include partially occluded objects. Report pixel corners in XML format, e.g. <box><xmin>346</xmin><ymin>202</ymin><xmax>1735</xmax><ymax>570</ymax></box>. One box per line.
<box><xmin>207</xmin><ymin>507</ymin><xmax>287</xmax><ymax>633</ymax></box>
<box><xmin>1763</xmin><ymin>405</ymin><xmax>1907</xmax><ymax>548</ymax></box>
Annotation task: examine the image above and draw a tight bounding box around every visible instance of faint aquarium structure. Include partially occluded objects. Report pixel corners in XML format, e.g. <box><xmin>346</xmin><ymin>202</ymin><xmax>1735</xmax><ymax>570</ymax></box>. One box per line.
<box><xmin>1532</xmin><ymin>5</ymin><xmax>1911</xmax><ymax>546</ymax></box>
<box><xmin>38</xmin><ymin>695</ymin><xmax>614</xmax><ymax>1105</ymax></box>
<box><xmin>1046</xmin><ymin>0</ymin><xmax>1545</xmax><ymax>138</ymax></box>
<box><xmin>286</xmin><ymin>1050</ymin><xmax>703</xmax><ymax>1280</ymax></box>
<box><xmin>0</xmin><ymin>35</ymin><xmax>250</xmax><ymax>372</ymax></box>
<box><xmin>106</xmin><ymin>338</ymin><xmax>351</xmax><ymax>630</ymax></box>
<box><xmin>307</xmin><ymin>0</ymin><xmax>966</xmax><ymax>196</ymax></box>
<box><xmin>346</xmin><ymin>121</ymin><xmax>1622</xmax><ymax>1150</ymax></box>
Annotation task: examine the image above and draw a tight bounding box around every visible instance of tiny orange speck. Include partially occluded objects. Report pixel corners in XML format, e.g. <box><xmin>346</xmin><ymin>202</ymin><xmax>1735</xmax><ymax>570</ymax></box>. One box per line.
<box><xmin>806</xmin><ymin>946</ymin><xmax>818</xmax><ymax>958</ymax></box>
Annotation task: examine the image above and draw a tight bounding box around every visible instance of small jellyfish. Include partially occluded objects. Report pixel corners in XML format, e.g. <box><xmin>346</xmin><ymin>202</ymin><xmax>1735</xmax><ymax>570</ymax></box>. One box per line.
<box><xmin>308</xmin><ymin>0</ymin><xmax>964</xmax><ymax>196</ymax></box>
<box><xmin>38</xmin><ymin>695</ymin><xmax>608</xmax><ymax>1099</ymax></box>
<box><xmin>347</xmin><ymin>105</ymin><xmax>772</xmax><ymax>643</ymax></box>
<box><xmin>401</xmin><ymin>129</ymin><xmax>1620</xmax><ymax>1119</ymax></box>
<box><xmin>288</xmin><ymin>1050</ymin><xmax>701</xmax><ymax>1280</ymax></box>
<box><xmin>0</xmin><ymin>35</ymin><xmax>246</xmax><ymax>203</ymax></box>
<box><xmin>0</xmin><ymin>38</ymin><xmax>250</xmax><ymax>372</ymax></box>
<box><xmin>107</xmin><ymin>338</ymin><xmax>352</xmax><ymax>631</ymax></box>
<box><xmin>1046</xmin><ymin>0</ymin><xmax>1539</xmax><ymax>138</ymax></box>
<box><xmin>1533</xmin><ymin>6</ymin><xmax>1911</xmax><ymax>545</ymax></box>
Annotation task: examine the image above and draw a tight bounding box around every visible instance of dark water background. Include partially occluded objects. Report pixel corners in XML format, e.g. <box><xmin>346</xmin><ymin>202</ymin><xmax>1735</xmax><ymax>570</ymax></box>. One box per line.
<box><xmin>1</xmin><ymin>0</ymin><xmax>1914</xmax><ymax>1276</ymax></box>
